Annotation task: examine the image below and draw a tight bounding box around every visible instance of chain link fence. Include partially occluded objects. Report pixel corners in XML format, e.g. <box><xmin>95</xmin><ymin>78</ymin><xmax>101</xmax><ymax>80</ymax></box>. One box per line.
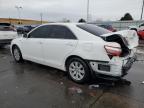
<box><xmin>94</xmin><ymin>20</ymin><xmax>144</xmax><ymax>31</ymax></box>
<box><xmin>94</xmin><ymin>20</ymin><xmax>144</xmax><ymax>62</ymax></box>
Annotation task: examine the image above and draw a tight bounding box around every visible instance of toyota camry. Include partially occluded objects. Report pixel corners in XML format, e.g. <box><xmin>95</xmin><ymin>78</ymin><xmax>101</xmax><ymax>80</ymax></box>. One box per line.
<box><xmin>10</xmin><ymin>23</ymin><xmax>138</xmax><ymax>83</ymax></box>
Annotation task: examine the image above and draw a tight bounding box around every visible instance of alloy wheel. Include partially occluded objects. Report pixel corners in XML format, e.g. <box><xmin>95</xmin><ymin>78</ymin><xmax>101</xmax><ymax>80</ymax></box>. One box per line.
<box><xmin>69</xmin><ymin>61</ymin><xmax>85</xmax><ymax>81</ymax></box>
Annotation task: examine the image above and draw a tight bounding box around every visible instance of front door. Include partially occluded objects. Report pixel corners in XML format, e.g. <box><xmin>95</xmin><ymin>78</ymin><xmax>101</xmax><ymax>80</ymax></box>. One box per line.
<box><xmin>21</xmin><ymin>25</ymin><xmax>51</xmax><ymax>63</ymax></box>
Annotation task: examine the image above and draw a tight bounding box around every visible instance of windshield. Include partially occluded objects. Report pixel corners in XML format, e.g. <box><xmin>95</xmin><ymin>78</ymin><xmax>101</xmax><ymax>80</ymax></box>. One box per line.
<box><xmin>77</xmin><ymin>24</ymin><xmax>111</xmax><ymax>36</ymax></box>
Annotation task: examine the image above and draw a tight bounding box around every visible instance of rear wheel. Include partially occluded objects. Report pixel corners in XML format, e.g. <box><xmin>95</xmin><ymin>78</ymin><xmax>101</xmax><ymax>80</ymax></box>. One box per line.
<box><xmin>66</xmin><ymin>57</ymin><xmax>90</xmax><ymax>83</ymax></box>
<box><xmin>12</xmin><ymin>46</ymin><xmax>23</xmax><ymax>62</ymax></box>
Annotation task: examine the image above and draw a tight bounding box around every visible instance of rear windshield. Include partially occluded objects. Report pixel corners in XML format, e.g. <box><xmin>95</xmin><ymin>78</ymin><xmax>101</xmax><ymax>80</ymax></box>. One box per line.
<box><xmin>0</xmin><ymin>23</ymin><xmax>15</xmax><ymax>31</ymax></box>
<box><xmin>0</xmin><ymin>26</ymin><xmax>14</xmax><ymax>31</ymax></box>
<box><xmin>77</xmin><ymin>24</ymin><xmax>111</xmax><ymax>36</ymax></box>
<box><xmin>0</xmin><ymin>23</ymin><xmax>11</xmax><ymax>26</ymax></box>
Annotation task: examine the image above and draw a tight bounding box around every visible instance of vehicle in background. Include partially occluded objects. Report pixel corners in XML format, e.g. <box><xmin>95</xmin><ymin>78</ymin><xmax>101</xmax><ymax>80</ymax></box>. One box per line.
<box><xmin>139</xmin><ymin>23</ymin><xmax>144</xmax><ymax>31</ymax></box>
<box><xmin>129</xmin><ymin>23</ymin><xmax>144</xmax><ymax>40</ymax></box>
<box><xmin>11</xmin><ymin>23</ymin><xmax>138</xmax><ymax>83</ymax></box>
<box><xmin>98</xmin><ymin>24</ymin><xmax>117</xmax><ymax>32</ymax></box>
<box><xmin>17</xmin><ymin>25</ymin><xmax>37</xmax><ymax>34</ymax></box>
<box><xmin>129</xmin><ymin>26</ymin><xmax>138</xmax><ymax>31</ymax></box>
<box><xmin>137</xmin><ymin>30</ymin><xmax>144</xmax><ymax>40</ymax></box>
<box><xmin>0</xmin><ymin>23</ymin><xmax>18</xmax><ymax>47</ymax></box>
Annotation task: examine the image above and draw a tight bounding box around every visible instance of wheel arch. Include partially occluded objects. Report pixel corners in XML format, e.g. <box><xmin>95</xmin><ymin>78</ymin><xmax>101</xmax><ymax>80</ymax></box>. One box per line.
<box><xmin>65</xmin><ymin>55</ymin><xmax>90</xmax><ymax>71</ymax></box>
<box><xmin>11</xmin><ymin>44</ymin><xmax>22</xmax><ymax>56</ymax></box>
<box><xmin>64</xmin><ymin>55</ymin><xmax>94</xmax><ymax>83</ymax></box>
<box><xmin>65</xmin><ymin>55</ymin><xmax>83</xmax><ymax>67</ymax></box>
<box><xmin>12</xmin><ymin>44</ymin><xmax>19</xmax><ymax>52</ymax></box>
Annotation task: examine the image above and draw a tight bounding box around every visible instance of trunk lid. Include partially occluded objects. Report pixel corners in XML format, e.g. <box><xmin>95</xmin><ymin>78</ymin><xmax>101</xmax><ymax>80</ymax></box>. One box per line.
<box><xmin>101</xmin><ymin>30</ymin><xmax>139</xmax><ymax>49</ymax></box>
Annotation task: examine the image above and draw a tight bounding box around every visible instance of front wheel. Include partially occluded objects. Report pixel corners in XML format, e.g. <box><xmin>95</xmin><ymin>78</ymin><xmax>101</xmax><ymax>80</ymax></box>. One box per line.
<box><xmin>66</xmin><ymin>57</ymin><xmax>91</xmax><ymax>83</ymax></box>
<box><xmin>12</xmin><ymin>46</ymin><xmax>23</xmax><ymax>62</ymax></box>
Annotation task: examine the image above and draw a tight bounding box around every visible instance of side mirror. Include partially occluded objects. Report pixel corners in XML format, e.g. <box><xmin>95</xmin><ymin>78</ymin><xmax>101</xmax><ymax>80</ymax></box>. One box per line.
<box><xmin>23</xmin><ymin>33</ymin><xmax>27</xmax><ymax>38</ymax></box>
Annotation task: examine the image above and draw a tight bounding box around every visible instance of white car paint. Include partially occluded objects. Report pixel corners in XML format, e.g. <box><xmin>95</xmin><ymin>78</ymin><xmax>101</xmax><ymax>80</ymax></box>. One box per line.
<box><xmin>102</xmin><ymin>30</ymin><xmax>139</xmax><ymax>49</ymax></box>
<box><xmin>11</xmin><ymin>23</ymin><xmax>138</xmax><ymax>77</ymax></box>
<box><xmin>0</xmin><ymin>31</ymin><xmax>17</xmax><ymax>40</ymax></box>
<box><xmin>0</xmin><ymin>31</ymin><xmax>18</xmax><ymax>45</ymax></box>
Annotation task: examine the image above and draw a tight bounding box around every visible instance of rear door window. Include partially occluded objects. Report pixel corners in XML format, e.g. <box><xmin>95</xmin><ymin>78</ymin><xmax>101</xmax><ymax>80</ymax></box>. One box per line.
<box><xmin>50</xmin><ymin>25</ymin><xmax>77</xmax><ymax>39</ymax></box>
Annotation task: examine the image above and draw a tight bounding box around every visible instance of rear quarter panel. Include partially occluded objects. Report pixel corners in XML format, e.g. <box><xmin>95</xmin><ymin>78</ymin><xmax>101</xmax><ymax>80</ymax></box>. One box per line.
<box><xmin>70</xmin><ymin>40</ymin><xmax>110</xmax><ymax>61</ymax></box>
<box><xmin>65</xmin><ymin>24</ymin><xmax>110</xmax><ymax>61</ymax></box>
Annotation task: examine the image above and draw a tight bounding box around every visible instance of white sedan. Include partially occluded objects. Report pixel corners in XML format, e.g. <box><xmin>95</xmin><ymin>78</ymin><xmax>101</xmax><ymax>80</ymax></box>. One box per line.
<box><xmin>10</xmin><ymin>23</ymin><xmax>138</xmax><ymax>83</ymax></box>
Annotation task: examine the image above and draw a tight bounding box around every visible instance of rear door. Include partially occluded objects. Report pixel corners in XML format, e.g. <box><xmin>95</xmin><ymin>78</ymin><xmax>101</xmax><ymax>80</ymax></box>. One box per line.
<box><xmin>43</xmin><ymin>25</ymin><xmax>78</xmax><ymax>69</ymax></box>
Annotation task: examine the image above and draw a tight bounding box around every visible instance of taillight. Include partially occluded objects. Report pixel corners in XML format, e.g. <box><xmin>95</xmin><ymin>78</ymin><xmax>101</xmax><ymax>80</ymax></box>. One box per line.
<box><xmin>10</xmin><ymin>26</ymin><xmax>16</xmax><ymax>31</ymax></box>
<box><xmin>104</xmin><ymin>45</ymin><xmax>122</xmax><ymax>56</ymax></box>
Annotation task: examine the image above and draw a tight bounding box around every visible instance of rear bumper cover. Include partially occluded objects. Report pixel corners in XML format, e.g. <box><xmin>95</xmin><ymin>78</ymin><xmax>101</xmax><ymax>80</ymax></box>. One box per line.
<box><xmin>88</xmin><ymin>55</ymin><xmax>137</xmax><ymax>79</ymax></box>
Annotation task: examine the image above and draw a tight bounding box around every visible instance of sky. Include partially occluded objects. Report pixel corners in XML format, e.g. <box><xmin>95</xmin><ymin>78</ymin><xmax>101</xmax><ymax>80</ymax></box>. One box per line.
<box><xmin>0</xmin><ymin>0</ymin><xmax>142</xmax><ymax>22</ymax></box>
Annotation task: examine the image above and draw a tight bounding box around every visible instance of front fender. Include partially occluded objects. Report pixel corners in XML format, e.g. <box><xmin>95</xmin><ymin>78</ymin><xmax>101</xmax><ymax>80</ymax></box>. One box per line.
<box><xmin>10</xmin><ymin>37</ymin><xmax>23</xmax><ymax>54</ymax></box>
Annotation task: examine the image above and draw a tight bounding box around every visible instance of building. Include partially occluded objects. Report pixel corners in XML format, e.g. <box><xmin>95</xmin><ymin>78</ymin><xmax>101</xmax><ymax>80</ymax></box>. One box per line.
<box><xmin>0</xmin><ymin>18</ymin><xmax>48</xmax><ymax>25</ymax></box>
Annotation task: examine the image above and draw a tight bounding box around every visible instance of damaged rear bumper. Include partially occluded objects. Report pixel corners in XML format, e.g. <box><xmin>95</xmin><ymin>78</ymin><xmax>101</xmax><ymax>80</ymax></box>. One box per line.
<box><xmin>88</xmin><ymin>55</ymin><xmax>137</xmax><ymax>79</ymax></box>
<box><xmin>122</xmin><ymin>55</ymin><xmax>137</xmax><ymax>76</ymax></box>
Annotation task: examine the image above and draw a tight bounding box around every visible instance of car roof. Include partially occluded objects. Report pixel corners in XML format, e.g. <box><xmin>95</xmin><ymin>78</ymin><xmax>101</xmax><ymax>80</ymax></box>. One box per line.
<box><xmin>41</xmin><ymin>23</ymin><xmax>85</xmax><ymax>27</ymax></box>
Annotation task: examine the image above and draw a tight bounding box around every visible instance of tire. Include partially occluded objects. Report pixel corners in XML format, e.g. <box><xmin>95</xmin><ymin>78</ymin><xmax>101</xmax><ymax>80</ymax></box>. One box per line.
<box><xmin>66</xmin><ymin>57</ymin><xmax>91</xmax><ymax>83</ymax></box>
<box><xmin>12</xmin><ymin>46</ymin><xmax>23</xmax><ymax>63</ymax></box>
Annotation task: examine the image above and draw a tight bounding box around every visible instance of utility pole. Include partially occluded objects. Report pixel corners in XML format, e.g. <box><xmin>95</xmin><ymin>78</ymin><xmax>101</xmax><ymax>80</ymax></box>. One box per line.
<box><xmin>140</xmin><ymin>0</ymin><xmax>144</xmax><ymax>20</ymax></box>
<box><xmin>87</xmin><ymin>0</ymin><xmax>90</xmax><ymax>22</ymax></box>
<box><xmin>9</xmin><ymin>17</ymin><xmax>11</xmax><ymax>24</ymax></box>
<box><xmin>15</xmin><ymin>6</ymin><xmax>22</xmax><ymax>24</ymax></box>
<box><xmin>40</xmin><ymin>13</ymin><xmax>43</xmax><ymax>24</ymax></box>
